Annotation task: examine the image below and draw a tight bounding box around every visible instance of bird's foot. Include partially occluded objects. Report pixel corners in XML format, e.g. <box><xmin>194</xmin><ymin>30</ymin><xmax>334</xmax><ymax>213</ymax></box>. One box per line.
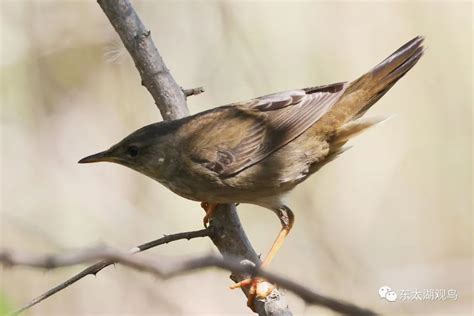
<box><xmin>200</xmin><ymin>202</ymin><xmax>218</xmax><ymax>228</ymax></box>
<box><xmin>230</xmin><ymin>278</ymin><xmax>274</xmax><ymax>311</ymax></box>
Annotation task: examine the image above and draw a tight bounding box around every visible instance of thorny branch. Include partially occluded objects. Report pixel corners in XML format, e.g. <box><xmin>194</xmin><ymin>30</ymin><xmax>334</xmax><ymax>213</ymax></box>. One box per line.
<box><xmin>97</xmin><ymin>0</ymin><xmax>188</xmax><ymax>120</ymax></box>
<box><xmin>5</xmin><ymin>229</ymin><xmax>211</xmax><ymax>315</ymax></box>
<box><xmin>1</xmin><ymin>247</ymin><xmax>377</xmax><ymax>316</ymax></box>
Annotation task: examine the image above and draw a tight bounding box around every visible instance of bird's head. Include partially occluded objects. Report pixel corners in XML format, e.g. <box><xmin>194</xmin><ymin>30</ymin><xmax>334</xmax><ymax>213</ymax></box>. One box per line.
<box><xmin>78</xmin><ymin>121</ymin><xmax>180</xmax><ymax>180</ymax></box>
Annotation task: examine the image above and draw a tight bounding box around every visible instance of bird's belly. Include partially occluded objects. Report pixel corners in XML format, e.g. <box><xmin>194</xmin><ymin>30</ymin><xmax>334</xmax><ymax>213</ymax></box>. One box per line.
<box><xmin>159</xmin><ymin>136</ymin><xmax>330</xmax><ymax>204</ymax></box>
<box><xmin>158</xmin><ymin>173</ymin><xmax>286</xmax><ymax>206</ymax></box>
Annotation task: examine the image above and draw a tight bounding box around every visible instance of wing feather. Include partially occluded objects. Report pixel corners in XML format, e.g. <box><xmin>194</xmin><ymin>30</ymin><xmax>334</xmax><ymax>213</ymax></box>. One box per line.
<box><xmin>190</xmin><ymin>82</ymin><xmax>347</xmax><ymax>177</ymax></box>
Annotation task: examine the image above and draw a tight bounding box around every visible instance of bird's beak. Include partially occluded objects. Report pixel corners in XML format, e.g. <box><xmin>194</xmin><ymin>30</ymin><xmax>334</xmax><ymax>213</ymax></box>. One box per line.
<box><xmin>78</xmin><ymin>150</ymin><xmax>112</xmax><ymax>164</ymax></box>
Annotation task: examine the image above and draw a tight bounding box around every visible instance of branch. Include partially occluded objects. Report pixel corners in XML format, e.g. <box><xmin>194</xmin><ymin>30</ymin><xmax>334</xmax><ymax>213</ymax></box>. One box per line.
<box><xmin>96</xmin><ymin>0</ymin><xmax>290</xmax><ymax>314</ymax></box>
<box><xmin>7</xmin><ymin>228</ymin><xmax>211</xmax><ymax>315</ymax></box>
<box><xmin>97</xmin><ymin>0</ymin><xmax>188</xmax><ymax>120</ymax></box>
<box><xmin>1</xmin><ymin>248</ymin><xmax>378</xmax><ymax>316</ymax></box>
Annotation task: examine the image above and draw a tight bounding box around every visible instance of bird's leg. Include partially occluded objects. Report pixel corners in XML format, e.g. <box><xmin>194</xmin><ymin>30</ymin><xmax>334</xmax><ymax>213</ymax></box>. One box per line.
<box><xmin>200</xmin><ymin>202</ymin><xmax>218</xmax><ymax>228</ymax></box>
<box><xmin>230</xmin><ymin>206</ymin><xmax>294</xmax><ymax>309</ymax></box>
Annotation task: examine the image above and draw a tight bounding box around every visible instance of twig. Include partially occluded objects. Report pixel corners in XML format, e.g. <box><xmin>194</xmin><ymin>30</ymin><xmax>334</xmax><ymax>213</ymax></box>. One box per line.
<box><xmin>183</xmin><ymin>86</ymin><xmax>205</xmax><ymax>97</ymax></box>
<box><xmin>1</xmin><ymin>248</ymin><xmax>378</xmax><ymax>316</ymax></box>
<box><xmin>6</xmin><ymin>228</ymin><xmax>211</xmax><ymax>315</ymax></box>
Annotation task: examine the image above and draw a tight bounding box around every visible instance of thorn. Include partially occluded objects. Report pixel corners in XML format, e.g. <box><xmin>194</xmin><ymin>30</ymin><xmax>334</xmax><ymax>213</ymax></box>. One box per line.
<box><xmin>182</xmin><ymin>86</ymin><xmax>205</xmax><ymax>98</ymax></box>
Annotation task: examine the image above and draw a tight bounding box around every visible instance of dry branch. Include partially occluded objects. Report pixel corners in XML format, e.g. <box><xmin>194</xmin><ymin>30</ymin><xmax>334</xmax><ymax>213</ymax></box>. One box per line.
<box><xmin>1</xmin><ymin>248</ymin><xmax>377</xmax><ymax>316</ymax></box>
<box><xmin>6</xmin><ymin>228</ymin><xmax>211</xmax><ymax>315</ymax></box>
<box><xmin>97</xmin><ymin>0</ymin><xmax>188</xmax><ymax>120</ymax></box>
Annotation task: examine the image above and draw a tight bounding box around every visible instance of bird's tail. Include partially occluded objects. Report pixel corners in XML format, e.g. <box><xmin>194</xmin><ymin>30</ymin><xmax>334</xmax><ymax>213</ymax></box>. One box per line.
<box><xmin>316</xmin><ymin>36</ymin><xmax>424</xmax><ymax>155</ymax></box>
<box><xmin>318</xmin><ymin>36</ymin><xmax>423</xmax><ymax>140</ymax></box>
<box><xmin>344</xmin><ymin>35</ymin><xmax>425</xmax><ymax>120</ymax></box>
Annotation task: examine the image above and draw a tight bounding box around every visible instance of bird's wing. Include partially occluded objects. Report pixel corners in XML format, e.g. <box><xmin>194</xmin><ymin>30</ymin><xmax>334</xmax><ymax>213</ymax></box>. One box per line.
<box><xmin>186</xmin><ymin>82</ymin><xmax>347</xmax><ymax>177</ymax></box>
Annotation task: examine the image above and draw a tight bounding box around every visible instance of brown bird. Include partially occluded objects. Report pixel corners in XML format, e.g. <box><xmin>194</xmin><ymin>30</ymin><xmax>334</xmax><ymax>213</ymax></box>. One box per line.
<box><xmin>79</xmin><ymin>36</ymin><xmax>424</xmax><ymax>305</ymax></box>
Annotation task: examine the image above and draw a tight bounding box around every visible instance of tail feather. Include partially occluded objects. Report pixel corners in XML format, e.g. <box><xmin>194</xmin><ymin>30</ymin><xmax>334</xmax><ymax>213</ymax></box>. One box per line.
<box><xmin>351</xmin><ymin>82</ymin><xmax>396</xmax><ymax>119</ymax></box>
<box><xmin>312</xmin><ymin>116</ymin><xmax>391</xmax><ymax>173</ymax></box>
<box><xmin>311</xmin><ymin>38</ymin><xmax>423</xmax><ymax>171</ymax></box>
<box><xmin>369</xmin><ymin>36</ymin><xmax>424</xmax><ymax>88</ymax></box>
<box><xmin>332</xmin><ymin>116</ymin><xmax>391</xmax><ymax>147</ymax></box>
<box><xmin>343</xmin><ymin>36</ymin><xmax>425</xmax><ymax>120</ymax></box>
<box><xmin>314</xmin><ymin>36</ymin><xmax>424</xmax><ymax>135</ymax></box>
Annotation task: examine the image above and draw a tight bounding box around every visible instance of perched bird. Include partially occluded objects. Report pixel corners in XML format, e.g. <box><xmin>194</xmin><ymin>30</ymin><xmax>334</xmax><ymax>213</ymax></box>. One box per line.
<box><xmin>80</xmin><ymin>36</ymin><xmax>424</xmax><ymax>305</ymax></box>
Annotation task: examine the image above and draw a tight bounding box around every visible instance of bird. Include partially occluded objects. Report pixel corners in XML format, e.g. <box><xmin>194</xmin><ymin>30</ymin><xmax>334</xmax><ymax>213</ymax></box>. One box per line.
<box><xmin>79</xmin><ymin>36</ymin><xmax>424</xmax><ymax>307</ymax></box>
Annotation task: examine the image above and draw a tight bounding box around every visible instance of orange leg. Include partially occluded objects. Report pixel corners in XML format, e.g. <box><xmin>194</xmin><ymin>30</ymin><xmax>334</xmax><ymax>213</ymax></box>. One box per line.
<box><xmin>230</xmin><ymin>206</ymin><xmax>295</xmax><ymax>309</ymax></box>
<box><xmin>201</xmin><ymin>202</ymin><xmax>218</xmax><ymax>228</ymax></box>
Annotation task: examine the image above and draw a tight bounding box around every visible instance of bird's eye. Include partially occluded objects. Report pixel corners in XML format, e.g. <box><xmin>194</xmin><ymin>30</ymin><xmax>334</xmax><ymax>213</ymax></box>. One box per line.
<box><xmin>126</xmin><ymin>145</ymin><xmax>139</xmax><ymax>158</ymax></box>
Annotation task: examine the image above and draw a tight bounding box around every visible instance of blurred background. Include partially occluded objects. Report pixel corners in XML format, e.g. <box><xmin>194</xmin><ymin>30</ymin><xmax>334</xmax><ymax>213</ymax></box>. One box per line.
<box><xmin>0</xmin><ymin>1</ymin><xmax>472</xmax><ymax>315</ymax></box>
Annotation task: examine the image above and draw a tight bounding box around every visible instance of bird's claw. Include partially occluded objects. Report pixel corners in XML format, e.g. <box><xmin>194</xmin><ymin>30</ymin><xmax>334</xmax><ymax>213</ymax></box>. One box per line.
<box><xmin>230</xmin><ymin>278</ymin><xmax>274</xmax><ymax>311</ymax></box>
<box><xmin>202</xmin><ymin>214</ymin><xmax>210</xmax><ymax>228</ymax></box>
<box><xmin>201</xmin><ymin>202</ymin><xmax>216</xmax><ymax>228</ymax></box>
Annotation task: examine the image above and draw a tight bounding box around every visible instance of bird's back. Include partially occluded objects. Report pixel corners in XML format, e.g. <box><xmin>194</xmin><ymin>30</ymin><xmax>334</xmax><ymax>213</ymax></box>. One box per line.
<box><xmin>169</xmin><ymin>37</ymin><xmax>424</xmax><ymax>205</ymax></box>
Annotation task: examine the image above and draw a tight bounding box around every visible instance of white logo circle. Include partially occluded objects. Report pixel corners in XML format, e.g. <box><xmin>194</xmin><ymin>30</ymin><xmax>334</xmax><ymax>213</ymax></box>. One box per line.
<box><xmin>379</xmin><ymin>286</ymin><xmax>391</xmax><ymax>298</ymax></box>
<box><xmin>385</xmin><ymin>291</ymin><xmax>397</xmax><ymax>302</ymax></box>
